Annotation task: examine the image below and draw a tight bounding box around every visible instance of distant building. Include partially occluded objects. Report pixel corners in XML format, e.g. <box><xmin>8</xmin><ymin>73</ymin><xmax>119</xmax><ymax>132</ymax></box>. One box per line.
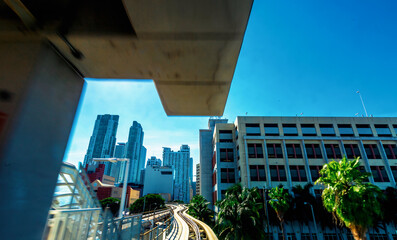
<box><xmin>199</xmin><ymin>118</ymin><xmax>228</xmax><ymax>207</ymax></box>
<box><xmin>192</xmin><ymin>182</ymin><xmax>196</xmax><ymax>196</ymax></box>
<box><xmin>83</xmin><ymin>114</ymin><xmax>119</xmax><ymax>168</ymax></box>
<box><xmin>147</xmin><ymin>156</ymin><xmax>162</xmax><ymax>168</ymax></box>
<box><xmin>196</xmin><ymin>163</ymin><xmax>200</xmax><ymax>195</ymax></box>
<box><xmin>142</xmin><ymin>165</ymin><xmax>174</xmax><ymax>202</ymax></box>
<box><xmin>125</xmin><ymin>121</ymin><xmax>146</xmax><ymax>184</ymax></box>
<box><xmin>85</xmin><ymin>163</ymin><xmax>115</xmax><ymax>185</ymax></box>
<box><xmin>92</xmin><ymin>179</ymin><xmax>140</xmax><ymax>208</ymax></box>
<box><xmin>163</xmin><ymin>145</ymin><xmax>193</xmax><ymax>203</ymax></box>
<box><xmin>113</xmin><ymin>142</ymin><xmax>127</xmax><ymax>184</ymax></box>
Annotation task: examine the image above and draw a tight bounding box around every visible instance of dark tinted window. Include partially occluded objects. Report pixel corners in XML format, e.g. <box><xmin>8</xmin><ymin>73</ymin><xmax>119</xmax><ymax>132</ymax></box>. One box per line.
<box><xmin>270</xmin><ymin>165</ymin><xmax>287</xmax><ymax>181</ymax></box>
<box><xmin>375</xmin><ymin>124</ymin><xmax>392</xmax><ymax>137</ymax></box>
<box><xmin>248</xmin><ymin>143</ymin><xmax>264</xmax><ymax>158</ymax></box>
<box><xmin>320</xmin><ymin>124</ymin><xmax>336</xmax><ymax>136</ymax></box>
<box><xmin>356</xmin><ymin>124</ymin><xmax>373</xmax><ymax>137</ymax></box>
<box><xmin>344</xmin><ymin>144</ymin><xmax>361</xmax><ymax>159</ymax></box>
<box><xmin>286</xmin><ymin>144</ymin><xmax>303</xmax><ymax>158</ymax></box>
<box><xmin>301</xmin><ymin>124</ymin><xmax>317</xmax><ymax>136</ymax></box>
<box><xmin>364</xmin><ymin>144</ymin><xmax>381</xmax><ymax>159</ymax></box>
<box><xmin>267</xmin><ymin>143</ymin><xmax>283</xmax><ymax>158</ymax></box>
<box><xmin>305</xmin><ymin>144</ymin><xmax>323</xmax><ymax>158</ymax></box>
<box><xmin>371</xmin><ymin>166</ymin><xmax>389</xmax><ymax>182</ymax></box>
<box><xmin>338</xmin><ymin>124</ymin><xmax>354</xmax><ymax>136</ymax></box>
<box><xmin>383</xmin><ymin>144</ymin><xmax>397</xmax><ymax>159</ymax></box>
<box><xmin>220</xmin><ymin>148</ymin><xmax>234</xmax><ymax>162</ymax></box>
<box><xmin>246</xmin><ymin>124</ymin><xmax>261</xmax><ymax>136</ymax></box>
<box><xmin>264</xmin><ymin>123</ymin><xmax>279</xmax><ymax>136</ymax></box>
<box><xmin>290</xmin><ymin>165</ymin><xmax>307</xmax><ymax>182</ymax></box>
<box><xmin>324</xmin><ymin>144</ymin><xmax>342</xmax><ymax>159</ymax></box>
<box><xmin>283</xmin><ymin>124</ymin><xmax>298</xmax><ymax>136</ymax></box>
<box><xmin>310</xmin><ymin>166</ymin><xmax>321</xmax><ymax>181</ymax></box>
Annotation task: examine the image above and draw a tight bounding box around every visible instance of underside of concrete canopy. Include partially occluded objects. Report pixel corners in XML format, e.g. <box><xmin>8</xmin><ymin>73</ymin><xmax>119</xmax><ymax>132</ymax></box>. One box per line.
<box><xmin>1</xmin><ymin>0</ymin><xmax>253</xmax><ymax>116</ymax></box>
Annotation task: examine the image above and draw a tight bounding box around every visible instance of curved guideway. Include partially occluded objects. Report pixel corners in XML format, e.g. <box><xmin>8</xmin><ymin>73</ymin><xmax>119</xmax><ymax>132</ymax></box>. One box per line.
<box><xmin>166</xmin><ymin>204</ymin><xmax>204</xmax><ymax>240</ymax></box>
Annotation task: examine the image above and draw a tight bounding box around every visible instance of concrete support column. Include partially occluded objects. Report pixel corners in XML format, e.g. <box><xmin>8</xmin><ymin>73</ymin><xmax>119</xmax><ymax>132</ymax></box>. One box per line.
<box><xmin>0</xmin><ymin>41</ymin><xmax>84</xmax><ymax>240</ymax></box>
<box><xmin>320</xmin><ymin>140</ymin><xmax>329</xmax><ymax>163</ymax></box>
<box><xmin>263</xmin><ymin>139</ymin><xmax>271</xmax><ymax>187</ymax></box>
<box><xmin>244</xmin><ymin>138</ymin><xmax>251</xmax><ymax>188</ymax></box>
<box><xmin>358</xmin><ymin>140</ymin><xmax>375</xmax><ymax>184</ymax></box>
<box><xmin>282</xmin><ymin>140</ymin><xmax>293</xmax><ymax>189</ymax></box>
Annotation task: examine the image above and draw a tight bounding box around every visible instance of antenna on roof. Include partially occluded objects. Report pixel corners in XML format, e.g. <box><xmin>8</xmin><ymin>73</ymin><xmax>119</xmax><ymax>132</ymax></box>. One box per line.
<box><xmin>356</xmin><ymin>90</ymin><xmax>368</xmax><ymax>117</ymax></box>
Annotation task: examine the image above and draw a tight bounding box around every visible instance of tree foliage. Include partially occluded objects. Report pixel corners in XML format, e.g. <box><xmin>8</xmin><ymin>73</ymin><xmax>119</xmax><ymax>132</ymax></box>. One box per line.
<box><xmin>129</xmin><ymin>194</ymin><xmax>165</xmax><ymax>213</ymax></box>
<box><xmin>215</xmin><ymin>184</ymin><xmax>264</xmax><ymax>240</ymax></box>
<box><xmin>315</xmin><ymin>157</ymin><xmax>383</xmax><ymax>240</ymax></box>
<box><xmin>187</xmin><ymin>195</ymin><xmax>214</xmax><ymax>225</ymax></box>
<box><xmin>268</xmin><ymin>186</ymin><xmax>291</xmax><ymax>240</ymax></box>
<box><xmin>100</xmin><ymin>197</ymin><xmax>120</xmax><ymax>216</ymax></box>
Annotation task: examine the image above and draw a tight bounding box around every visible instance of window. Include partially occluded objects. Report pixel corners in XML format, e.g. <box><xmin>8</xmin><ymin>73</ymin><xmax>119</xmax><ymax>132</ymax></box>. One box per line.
<box><xmin>220</xmin><ymin>148</ymin><xmax>234</xmax><ymax>162</ymax></box>
<box><xmin>305</xmin><ymin>144</ymin><xmax>323</xmax><ymax>158</ymax></box>
<box><xmin>394</xmin><ymin>125</ymin><xmax>397</xmax><ymax>135</ymax></box>
<box><xmin>220</xmin><ymin>168</ymin><xmax>235</xmax><ymax>183</ymax></box>
<box><xmin>364</xmin><ymin>144</ymin><xmax>381</xmax><ymax>159</ymax></box>
<box><xmin>375</xmin><ymin>124</ymin><xmax>392</xmax><ymax>137</ymax></box>
<box><xmin>219</xmin><ymin>130</ymin><xmax>233</xmax><ymax>142</ymax></box>
<box><xmin>301</xmin><ymin>124</ymin><xmax>317</xmax><ymax>136</ymax></box>
<box><xmin>383</xmin><ymin>144</ymin><xmax>397</xmax><ymax>159</ymax></box>
<box><xmin>356</xmin><ymin>124</ymin><xmax>373</xmax><ymax>137</ymax></box>
<box><xmin>301</xmin><ymin>234</ymin><xmax>318</xmax><ymax>240</ymax></box>
<box><xmin>246</xmin><ymin>123</ymin><xmax>261</xmax><ymax>136</ymax></box>
<box><xmin>338</xmin><ymin>124</ymin><xmax>354</xmax><ymax>136</ymax></box>
<box><xmin>220</xmin><ymin>190</ymin><xmax>227</xmax><ymax>200</ymax></box>
<box><xmin>323</xmin><ymin>234</ymin><xmax>338</xmax><ymax>240</ymax></box>
<box><xmin>264</xmin><ymin>123</ymin><xmax>279</xmax><ymax>136</ymax></box>
<box><xmin>320</xmin><ymin>124</ymin><xmax>336</xmax><ymax>136</ymax></box>
<box><xmin>267</xmin><ymin>143</ymin><xmax>283</xmax><ymax>158</ymax></box>
<box><xmin>270</xmin><ymin>165</ymin><xmax>287</xmax><ymax>181</ymax></box>
<box><xmin>250</xmin><ymin>165</ymin><xmax>266</xmax><ymax>181</ymax></box>
<box><xmin>310</xmin><ymin>166</ymin><xmax>322</xmax><ymax>181</ymax></box>
<box><xmin>236</xmin><ymin>145</ymin><xmax>240</xmax><ymax>160</ymax></box>
<box><xmin>369</xmin><ymin>234</ymin><xmax>389</xmax><ymax>240</ymax></box>
<box><xmin>324</xmin><ymin>144</ymin><xmax>342</xmax><ymax>159</ymax></box>
<box><xmin>344</xmin><ymin>144</ymin><xmax>361</xmax><ymax>159</ymax></box>
<box><xmin>283</xmin><ymin>124</ymin><xmax>298</xmax><ymax>136</ymax></box>
<box><xmin>238</xmin><ymin>166</ymin><xmax>241</xmax><ymax>183</ymax></box>
<box><xmin>286</xmin><ymin>144</ymin><xmax>303</xmax><ymax>158</ymax></box>
<box><xmin>289</xmin><ymin>165</ymin><xmax>307</xmax><ymax>182</ymax></box>
<box><xmin>161</xmin><ymin>171</ymin><xmax>172</xmax><ymax>175</ymax></box>
<box><xmin>371</xmin><ymin>166</ymin><xmax>389</xmax><ymax>182</ymax></box>
<box><xmin>248</xmin><ymin>143</ymin><xmax>264</xmax><ymax>158</ymax></box>
<box><xmin>391</xmin><ymin>166</ymin><xmax>397</xmax><ymax>181</ymax></box>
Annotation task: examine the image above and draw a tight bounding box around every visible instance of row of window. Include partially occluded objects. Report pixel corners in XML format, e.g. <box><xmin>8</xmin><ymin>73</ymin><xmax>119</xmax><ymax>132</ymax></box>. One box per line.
<box><xmin>243</xmin><ymin>164</ymin><xmax>394</xmax><ymax>183</ymax></box>
<box><xmin>241</xmin><ymin>143</ymin><xmax>397</xmax><ymax>160</ymax></box>
<box><xmin>218</xmin><ymin>165</ymin><xmax>396</xmax><ymax>184</ymax></box>
<box><xmin>245</xmin><ymin>123</ymin><xmax>397</xmax><ymax>137</ymax></box>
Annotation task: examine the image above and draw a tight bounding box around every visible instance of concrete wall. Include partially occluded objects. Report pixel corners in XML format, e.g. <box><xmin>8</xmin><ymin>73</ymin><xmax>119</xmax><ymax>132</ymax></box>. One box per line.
<box><xmin>0</xmin><ymin>41</ymin><xmax>84</xmax><ymax>240</ymax></box>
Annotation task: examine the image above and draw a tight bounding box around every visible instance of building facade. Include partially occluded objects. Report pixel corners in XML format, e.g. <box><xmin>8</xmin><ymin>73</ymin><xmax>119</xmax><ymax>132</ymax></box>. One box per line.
<box><xmin>113</xmin><ymin>142</ymin><xmax>127</xmax><ymax>184</ymax></box>
<box><xmin>200</xmin><ymin>116</ymin><xmax>397</xmax><ymax>239</ymax></box>
<box><xmin>147</xmin><ymin>156</ymin><xmax>162</xmax><ymax>168</ymax></box>
<box><xmin>83</xmin><ymin>114</ymin><xmax>119</xmax><ymax>167</ymax></box>
<box><xmin>196</xmin><ymin>163</ymin><xmax>201</xmax><ymax>195</ymax></box>
<box><xmin>142</xmin><ymin>165</ymin><xmax>174</xmax><ymax>201</ymax></box>
<box><xmin>125</xmin><ymin>121</ymin><xmax>146</xmax><ymax>184</ymax></box>
<box><xmin>163</xmin><ymin>145</ymin><xmax>193</xmax><ymax>203</ymax></box>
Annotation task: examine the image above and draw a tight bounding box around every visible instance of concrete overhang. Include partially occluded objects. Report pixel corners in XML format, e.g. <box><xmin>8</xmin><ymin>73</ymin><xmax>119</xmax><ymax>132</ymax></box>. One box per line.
<box><xmin>1</xmin><ymin>0</ymin><xmax>253</xmax><ymax>116</ymax></box>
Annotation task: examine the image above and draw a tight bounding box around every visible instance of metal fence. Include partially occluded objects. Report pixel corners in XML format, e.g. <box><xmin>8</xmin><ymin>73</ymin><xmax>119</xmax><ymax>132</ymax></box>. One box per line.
<box><xmin>140</xmin><ymin>209</ymin><xmax>175</xmax><ymax>240</ymax></box>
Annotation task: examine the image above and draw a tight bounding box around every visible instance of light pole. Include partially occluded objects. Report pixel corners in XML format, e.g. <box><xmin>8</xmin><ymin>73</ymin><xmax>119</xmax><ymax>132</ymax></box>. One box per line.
<box><xmin>93</xmin><ymin>158</ymin><xmax>130</xmax><ymax>218</ymax></box>
<box><xmin>304</xmin><ymin>202</ymin><xmax>318</xmax><ymax>238</ymax></box>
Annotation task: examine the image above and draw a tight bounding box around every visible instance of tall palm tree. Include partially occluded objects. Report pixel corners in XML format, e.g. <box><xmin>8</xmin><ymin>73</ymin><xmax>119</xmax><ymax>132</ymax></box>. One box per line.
<box><xmin>315</xmin><ymin>157</ymin><xmax>383</xmax><ymax>240</ymax></box>
<box><xmin>215</xmin><ymin>184</ymin><xmax>264</xmax><ymax>240</ymax></box>
<box><xmin>187</xmin><ymin>195</ymin><xmax>213</xmax><ymax>225</ymax></box>
<box><xmin>268</xmin><ymin>186</ymin><xmax>291</xmax><ymax>240</ymax></box>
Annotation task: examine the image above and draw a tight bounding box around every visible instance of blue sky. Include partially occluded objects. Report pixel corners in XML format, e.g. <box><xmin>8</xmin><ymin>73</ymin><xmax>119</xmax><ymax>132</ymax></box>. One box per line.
<box><xmin>64</xmin><ymin>1</ymin><xmax>397</xmax><ymax>175</ymax></box>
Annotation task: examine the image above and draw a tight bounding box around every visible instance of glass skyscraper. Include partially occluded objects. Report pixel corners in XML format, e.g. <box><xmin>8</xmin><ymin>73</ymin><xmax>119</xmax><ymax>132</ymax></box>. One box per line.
<box><xmin>83</xmin><ymin>114</ymin><xmax>119</xmax><ymax>168</ymax></box>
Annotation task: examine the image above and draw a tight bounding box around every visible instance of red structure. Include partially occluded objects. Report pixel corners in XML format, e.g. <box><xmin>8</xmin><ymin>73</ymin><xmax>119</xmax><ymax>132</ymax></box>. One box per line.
<box><xmin>85</xmin><ymin>164</ymin><xmax>105</xmax><ymax>183</ymax></box>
